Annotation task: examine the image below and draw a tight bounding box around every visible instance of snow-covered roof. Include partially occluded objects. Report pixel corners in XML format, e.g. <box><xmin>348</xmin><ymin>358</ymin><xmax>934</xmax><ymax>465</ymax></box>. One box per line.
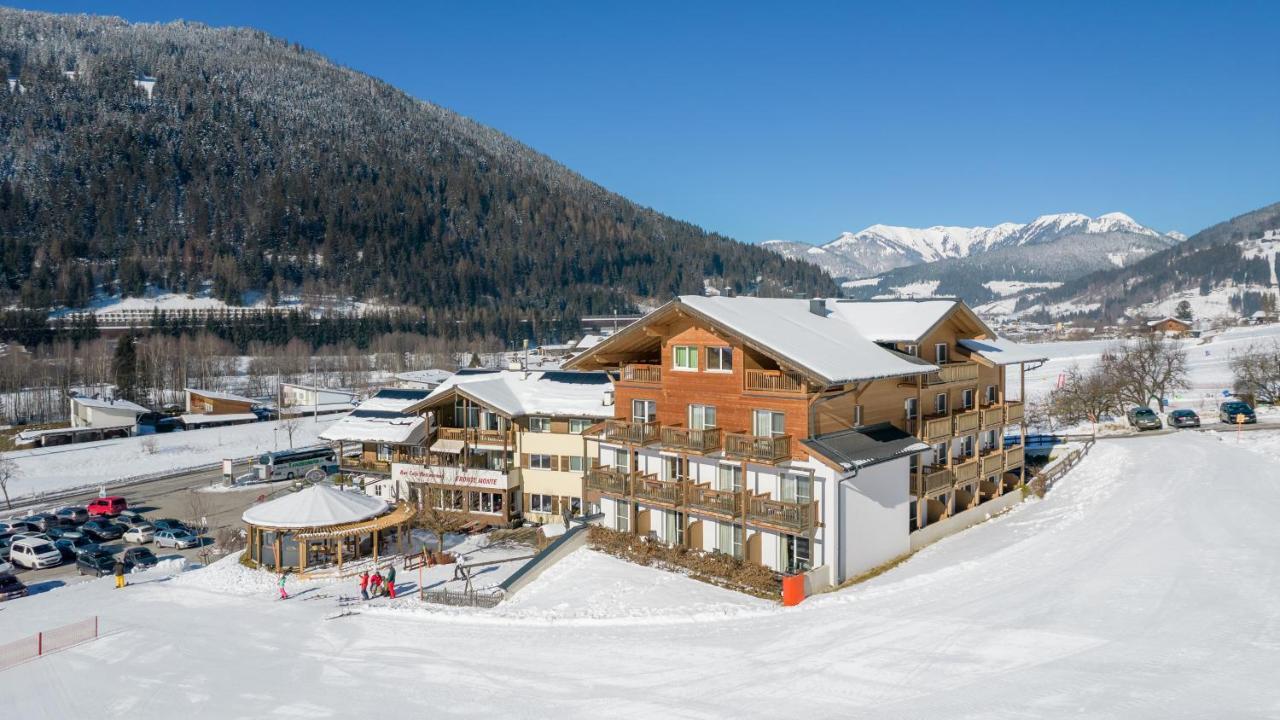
<box><xmin>422</xmin><ymin>370</ymin><xmax>613</xmax><ymax>419</ymax></box>
<box><xmin>394</xmin><ymin>369</ymin><xmax>453</xmax><ymax>387</ymax></box>
<box><xmin>70</xmin><ymin>396</ymin><xmax>148</xmax><ymax>413</ymax></box>
<box><xmin>675</xmin><ymin>296</ymin><xmax>940</xmax><ymax>384</ymax></box>
<box><xmin>180</xmin><ymin>412</ymin><xmax>259</xmax><ymax>426</ymax></box>
<box><xmin>1145</xmin><ymin>317</ymin><xmax>1189</xmax><ymax>327</ymax></box>
<box><xmin>186</xmin><ymin>388</ymin><xmax>257</xmax><ymax>404</ymax></box>
<box><xmin>241</xmin><ymin>483</ymin><xmax>389</xmax><ymax>529</ymax></box>
<box><xmin>319</xmin><ymin>412</ymin><xmax>428</xmax><ymax>444</ymax></box>
<box><xmin>957</xmin><ymin>337</ymin><xmax>1050</xmax><ymax>365</ymax></box>
<box><xmin>827</xmin><ymin>299</ymin><xmax>975</xmax><ymax>343</ymax></box>
<box><xmin>574</xmin><ymin>334</ymin><xmax>604</xmax><ymax>350</ymax></box>
<box><xmin>356</xmin><ymin>388</ymin><xmax>434</xmax><ymax>413</ymax></box>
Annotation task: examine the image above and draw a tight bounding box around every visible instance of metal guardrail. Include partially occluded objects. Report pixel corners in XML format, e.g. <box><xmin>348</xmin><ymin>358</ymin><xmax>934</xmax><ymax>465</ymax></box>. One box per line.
<box><xmin>2</xmin><ymin>458</ymin><xmax>239</xmax><ymax>516</ymax></box>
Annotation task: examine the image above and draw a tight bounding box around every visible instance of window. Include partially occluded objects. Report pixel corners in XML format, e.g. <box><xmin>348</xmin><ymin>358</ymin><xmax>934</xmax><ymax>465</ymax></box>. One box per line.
<box><xmin>782</xmin><ymin>534</ymin><xmax>812</xmax><ymax>573</ymax></box>
<box><xmin>752</xmin><ymin>409</ymin><xmax>785</xmax><ymax>436</ymax></box>
<box><xmin>716</xmin><ymin>464</ymin><xmax>742</xmax><ymax>492</ymax></box>
<box><xmin>662</xmin><ymin>455</ymin><xmax>687</xmax><ymax>482</ymax></box>
<box><xmin>983</xmin><ymin>430</ymin><xmax>997</xmax><ymax>451</ymax></box>
<box><xmin>611</xmin><ymin>448</ymin><xmax>631</xmax><ymax>472</ymax></box>
<box><xmin>529</xmin><ymin>454</ymin><xmax>553</xmax><ymax>470</ymax></box>
<box><xmin>706</xmin><ymin>346</ymin><xmax>733</xmax><ymax>372</ymax></box>
<box><xmin>432</xmin><ymin>488</ymin><xmax>465</xmax><ymax>510</ymax></box>
<box><xmin>853</xmin><ymin>404</ymin><xmax>863</xmax><ymax>427</ymax></box>
<box><xmin>615</xmin><ymin>500</ymin><xmax>631</xmax><ymax>532</ymax></box>
<box><xmin>961</xmin><ymin>388</ymin><xmax>975</xmax><ymax>410</ymax></box>
<box><xmin>902</xmin><ymin>344</ymin><xmax>919</xmax><ymax>357</ymax></box>
<box><xmin>665</xmin><ymin>511</ymin><xmax>686</xmax><ymax>547</ymax></box>
<box><xmin>716</xmin><ymin>523</ymin><xmax>742</xmax><ymax>559</ymax></box>
<box><xmin>985</xmin><ymin>385</ymin><xmax>997</xmax><ymax>405</ymax></box>
<box><xmin>631</xmin><ymin>399</ymin><xmax>656</xmax><ymax>423</ymax></box>
<box><xmin>530</xmin><ymin>494</ymin><xmax>554</xmax><ymax>513</ymax></box>
<box><xmin>569</xmin><ymin>418</ymin><xmax>590</xmax><ymax>434</ymax></box>
<box><xmin>528</xmin><ymin>416</ymin><xmax>551</xmax><ymax>433</ymax></box>
<box><xmin>377</xmin><ymin>444</ymin><xmax>392</xmax><ymax>461</ymax></box>
<box><xmin>568</xmin><ymin>456</ymin><xmax>585</xmax><ymax>473</ymax></box>
<box><xmin>471</xmin><ymin>491</ymin><xmax>504</xmax><ymax>514</ymax></box>
<box><xmin>781</xmin><ymin>475</ymin><xmax>813</xmax><ymax>504</ymax></box>
<box><xmin>935</xmin><ymin>343</ymin><xmax>949</xmax><ymax>363</ymax></box>
<box><xmin>931</xmin><ymin>442</ymin><xmax>947</xmax><ymax>466</ymax></box>
<box><xmin>905</xmin><ymin>397</ymin><xmax>919</xmax><ymax>420</ymax></box>
<box><xmin>934</xmin><ymin>393</ymin><xmax>948</xmax><ymax>415</ymax></box>
<box><xmin>688</xmin><ymin>404</ymin><xmax>717</xmax><ymax>430</ymax></box>
<box><xmin>673</xmin><ymin>345</ymin><xmax>698</xmax><ymax>371</ymax></box>
<box><xmin>959</xmin><ymin>435</ymin><xmax>974</xmax><ymax>458</ymax></box>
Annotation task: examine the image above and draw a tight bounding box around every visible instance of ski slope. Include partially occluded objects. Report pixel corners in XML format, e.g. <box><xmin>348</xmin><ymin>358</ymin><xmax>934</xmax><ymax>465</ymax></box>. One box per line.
<box><xmin>2</xmin><ymin>430</ymin><xmax>1278</xmax><ymax>717</ymax></box>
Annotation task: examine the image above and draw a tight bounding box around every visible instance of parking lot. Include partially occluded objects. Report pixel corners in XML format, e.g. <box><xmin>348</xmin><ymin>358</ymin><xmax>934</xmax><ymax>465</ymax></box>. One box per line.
<box><xmin>2</xmin><ymin>462</ymin><xmax>287</xmax><ymax>597</ymax></box>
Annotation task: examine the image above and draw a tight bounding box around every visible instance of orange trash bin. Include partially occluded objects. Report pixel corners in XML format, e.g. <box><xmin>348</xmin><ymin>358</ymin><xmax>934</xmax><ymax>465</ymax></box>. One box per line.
<box><xmin>782</xmin><ymin>573</ymin><xmax>806</xmax><ymax>606</ymax></box>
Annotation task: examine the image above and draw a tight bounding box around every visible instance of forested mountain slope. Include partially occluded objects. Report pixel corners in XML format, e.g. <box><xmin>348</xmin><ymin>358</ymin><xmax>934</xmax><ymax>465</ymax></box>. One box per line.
<box><xmin>0</xmin><ymin>8</ymin><xmax>834</xmax><ymax>339</ymax></box>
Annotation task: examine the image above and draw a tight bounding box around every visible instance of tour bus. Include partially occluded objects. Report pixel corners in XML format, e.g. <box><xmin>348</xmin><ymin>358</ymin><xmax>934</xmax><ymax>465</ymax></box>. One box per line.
<box><xmin>252</xmin><ymin>446</ymin><xmax>337</xmax><ymax>482</ymax></box>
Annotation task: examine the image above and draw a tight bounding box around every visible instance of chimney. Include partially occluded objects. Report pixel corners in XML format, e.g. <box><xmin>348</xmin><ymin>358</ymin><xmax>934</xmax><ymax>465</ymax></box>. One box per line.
<box><xmin>809</xmin><ymin>298</ymin><xmax>828</xmax><ymax>317</ymax></box>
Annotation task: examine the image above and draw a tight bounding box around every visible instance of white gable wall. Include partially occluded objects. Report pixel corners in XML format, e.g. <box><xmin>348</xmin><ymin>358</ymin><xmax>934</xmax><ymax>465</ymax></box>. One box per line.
<box><xmin>837</xmin><ymin>456</ymin><xmax>911</xmax><ymax>583</ymax></box>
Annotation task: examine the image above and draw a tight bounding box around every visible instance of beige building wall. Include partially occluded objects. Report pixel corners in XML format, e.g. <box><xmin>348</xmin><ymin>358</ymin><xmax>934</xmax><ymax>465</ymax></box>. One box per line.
<box><xmin>517</xmin><ymin>429</ymin><xmax>589</xmax><ymax>523</ymax></box>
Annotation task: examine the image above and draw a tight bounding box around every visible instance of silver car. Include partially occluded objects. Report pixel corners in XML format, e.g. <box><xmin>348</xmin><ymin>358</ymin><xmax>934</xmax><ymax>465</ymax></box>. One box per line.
<box><xmin>154</xmin><ymin>529</ymin><xmax>199</xmax><ymax>549</ymax></box>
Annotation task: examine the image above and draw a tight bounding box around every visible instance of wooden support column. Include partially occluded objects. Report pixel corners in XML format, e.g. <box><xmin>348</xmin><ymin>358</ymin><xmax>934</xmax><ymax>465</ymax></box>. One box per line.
<box><xmin>1020</xmin><ymin>362</ymin><xmax>1028</xmax><ymax>486</ymax></box>
<box><xmin>337</xmin><ymin>538</ymin><xmax>343</xmax><ymax>571</ymax></box>
<box><xmin>373</xmin><ymin>528</ymin><xmax>380</xmax><ymax>562</ymax></box>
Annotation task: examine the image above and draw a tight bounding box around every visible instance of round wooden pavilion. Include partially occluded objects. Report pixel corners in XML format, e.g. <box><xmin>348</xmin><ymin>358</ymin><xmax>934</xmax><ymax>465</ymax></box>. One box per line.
<box><xmin>241</xmin><ymin>483</ymin><xmax>416</xmax><ymax>572</ymax></box>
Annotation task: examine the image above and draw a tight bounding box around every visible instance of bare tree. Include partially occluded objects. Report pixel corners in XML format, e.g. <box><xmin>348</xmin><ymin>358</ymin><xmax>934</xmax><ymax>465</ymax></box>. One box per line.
<box><xmin>1100</xmin><ymin>336</ymin><xmax>1189</xmax><ymax>411</ymax></box>
<box><xmin>1047</xmin><ymin>364</ymin><xmax>1122</xmax><ymax>435</ymax></box>
<box><xmin>184</xmin><ymin>490</ymin><xmax>211</xmax><ymax>534</ymax></box>
<box><xmin>279</xmin><ymin>413</ymin><xmax>302</xmax><ymax>449</ymax></box>
<box><xmin>415</xmin><ymin>492</ymin><xmax>469</xmax><ymax>558</ymax></box>
<box><xmin>1230</xmin><ymin>341</ymin><xmax>1280</xmax><ymax>406</ymax></box>
<box><xmin>0</xmin><ymin>453</ymin><xmax>17</xmax><ymax>509</ymax></box>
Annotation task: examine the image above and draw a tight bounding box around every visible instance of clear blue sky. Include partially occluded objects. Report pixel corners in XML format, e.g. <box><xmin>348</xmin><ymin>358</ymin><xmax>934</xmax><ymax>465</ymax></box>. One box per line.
<box><xmin>15</xmin><ymin>1</ymin><xmax>1280</xmax><ymax>242</ymax></box>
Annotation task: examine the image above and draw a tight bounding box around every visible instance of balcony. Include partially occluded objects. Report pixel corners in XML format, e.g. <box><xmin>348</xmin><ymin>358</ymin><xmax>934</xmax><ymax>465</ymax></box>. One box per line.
<box><xmin>585</xmin><ymin>467</ymin><xmax>631</xmax><ymax>496</ymax></box>
<box><xmin>1006</xmin><ymin>401</ymin><xmax>1025</xmax><ymax>424</ymax></box>
<box><xmin>981</xmin><ymin>405</ymin><xmax>1005</xmax><ymax>429</ymax></box>
<box><xmin>603</xmin><ymin>419</ymin><xmax>661</xmax><ymax>445</ymax></box>
<box><xmin>436</xmin><ymin>426</ymin><xmax>510</xmax><ymax>447</ymax></box>
<box><xmin>919</xmin><ymin>414</ymin><xmax>953</xmax><ymax>442</ymax></box>
<box><xmin>746</xmin><ymin>496</ymin><xmax>818</xmax><ymax>533</ymax></box>
<box><xmin>661</xmin><ymin>426</ymin><xmax>723</xmax><ymax>454</ymax></box>
<box><xmin>980</xmin><ymin>450</ymin><xmax>1005</xmax><ymax>477</ymax></box>
<box><xmin>1005</xmin><ymin>445</ymin><xmax>1025</xmax><ymax>469</ymax></box>
<box><xmin>633</xmin><ymin>475</ymin><xmax>682</xmax><ymax>506</ymax></box>
<box><xmin>744</xmin><ymin>368</ymin><xmax>806</xmax><ymax>394</ymax></box>
<box><xmin>340</xmin><ymin>457</ymin><xmax>391</xmax><ymax>474</ymax></box>
<box><xmin>953</xmin><ymin>457</ymin><xmax>979</xmax><ymax>484</ymax></box>
<box><xmin>621</xmin><ymin>363</ymin><xmax>662</xmax><ymax>384</ymax></box>
<box><xmin>724</xmin><ymin>433</ymin><xmax>792</xmax><ymax>464</ymax></box>
<box><xmin>922</xmin><ymin>466</ymin><xmax>953</xmax><ymax>495</ymax></box>
<box><xmin>923</xmin><ymin>361</ymin><xmax>980</xmax><ymax>386</ymax></box>
<box><xmin>954</xmin><ymin>409</ymin><xmax>980</xmax><ymax>434</ymax></box>
<box><xmin>686</xmin><ymin>483</ymin><xmax>741</xmax><ymax>518</ymax></box>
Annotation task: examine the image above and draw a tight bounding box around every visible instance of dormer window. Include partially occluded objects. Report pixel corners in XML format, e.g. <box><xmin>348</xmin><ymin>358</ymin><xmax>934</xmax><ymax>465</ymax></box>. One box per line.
<box><xmin>935</xmin><ymin>343</ymin><xmax>949</xmax><ymax>363</ymax></box>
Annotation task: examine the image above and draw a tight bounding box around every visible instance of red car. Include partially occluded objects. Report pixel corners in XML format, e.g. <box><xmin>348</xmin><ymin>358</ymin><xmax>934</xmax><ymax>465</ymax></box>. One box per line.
<box><xmin>87</xmin><ymin>496</ymin><xmax>128</xmax><ymax>517</ymax></box>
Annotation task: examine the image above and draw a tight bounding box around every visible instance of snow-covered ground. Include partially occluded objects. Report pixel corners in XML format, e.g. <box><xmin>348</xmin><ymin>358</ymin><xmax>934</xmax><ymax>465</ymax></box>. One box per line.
<box><xmin>2</xmin><ymin>431</ymin><xmax>1278</xmax><ymax>716</ymax></box>
<box><xmin>3</xmin><ymin>417</ymin><xmax>332</xmax><ymax>500</ymax></box>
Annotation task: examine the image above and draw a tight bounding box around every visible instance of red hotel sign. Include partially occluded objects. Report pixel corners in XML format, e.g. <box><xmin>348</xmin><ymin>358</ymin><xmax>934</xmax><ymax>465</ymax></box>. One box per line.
<box><xmin>391</xmin><ymin>463</ymin><xmax>514</xmax><ymax>490</ymax></box>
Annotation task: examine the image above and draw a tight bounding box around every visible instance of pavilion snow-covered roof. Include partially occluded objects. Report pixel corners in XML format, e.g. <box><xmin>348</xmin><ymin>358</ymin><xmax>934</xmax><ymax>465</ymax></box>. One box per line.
<box><xmin>241</xmin><ymin>483</ymin><xmax>389</xmax><ymax>529</ymax></box>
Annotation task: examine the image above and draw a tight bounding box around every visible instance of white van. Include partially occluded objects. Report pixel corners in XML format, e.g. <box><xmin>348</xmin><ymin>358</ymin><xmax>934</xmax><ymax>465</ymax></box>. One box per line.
<box><xmin>10</xmin><ymin>538</ymin><xmax>63</xmax><ymax>570</ymax></box>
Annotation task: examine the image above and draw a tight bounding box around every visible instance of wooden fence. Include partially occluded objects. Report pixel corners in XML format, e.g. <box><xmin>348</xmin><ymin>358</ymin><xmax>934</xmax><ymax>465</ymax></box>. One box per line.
<box><xmin>1030</xmin><ymin>439</ymin><xmax>1096</xmax><ymax>495</ymax></box>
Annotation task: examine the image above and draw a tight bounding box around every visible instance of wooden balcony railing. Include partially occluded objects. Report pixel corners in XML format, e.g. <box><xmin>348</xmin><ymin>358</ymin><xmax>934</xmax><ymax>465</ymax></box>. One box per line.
<box><xmin>632</xmin><ymin>475</ymin><xmax>682</xmax><ymax>506</ymax></box>
<box><xmin>924</xmin><ymin>361</ymin><xmax>980</xmax><ymax>385</ymax></box>
<box><xmin>920</xmin><ymin>414</ymin><xmax>953</xmax><ymax>442</ymax></box>
<box><xmin>686</xmin><ymin>483</ymin><xmax>741</xmax><ymax>517</ymax></box>
<box><xmin>744</xmin><ymin>368</ymin><xmax>805</xmax><ymax>393</ymax></box>
<box><xmin>981</xmin><ymin>405</ymin><xmax>1005</xmax><ymax>429</ymax></box>
<box><xmin>660</xmin><ymin>426</ymin><xmax>723</xmax><ymax>453</ymax></box>
<box><xmin>746</xmin><ymin>496</ymin><xmax>817</xmax><ymax>533</ymax></box>
<box><xmin>436</xmin><ymin>426</ymin><xmax>510</xmax><ymax>446</ymax></box>
<box><xmin>953</xmin><ymin>458</ymin><xmax>979</xmax><ymax>484</ymax></box>
<box><xmin>603</xmin><ymin>419</ymin><xmax>661</xmax><ymax>445</ymax></box>
<box><xmin>724</xmin><ymin>433</ymin><xmax>792</xmax><ymax>464</ymax></box>
<box><xmin>437</xmin><ymin>426</ymin><xmax>467</xmax><ymax>442</ymax></box>
<box><xmin>621</xmin><ymin>363</ymin><xmax>662</xmax><ymax>384</ymax></box>
<box><xmin>585</xmin><ymin>467</ymin><xmax>631</xmax><ymax>495</ymax></box>
<box><xmin>1006</xmin><ymin>401</ymin><xmax>1025</xmax><ymax>424</ymax></box>
<box><xmin>980</xmin><ymin>451</ymin><xmax>1005</xmax><ymax>477</ymax></box>
<box><xmin>341</xmin><ymin>457</ymin><xmax>391</xmax><ymax>473</ymax></box>
<box><xmin>1005</xmin><ymin>445</ymin><xmax>1024</xmax><ymax>469</ymax></box>
<box><xmin>922</xmin><ymin>466</ymin><xmax>954</xmax><ymax>495</ymax></box>
<box><xmin>954</xmin><ymin>409</ymin><xmax>980</xmax><ymax>434</ymax></box>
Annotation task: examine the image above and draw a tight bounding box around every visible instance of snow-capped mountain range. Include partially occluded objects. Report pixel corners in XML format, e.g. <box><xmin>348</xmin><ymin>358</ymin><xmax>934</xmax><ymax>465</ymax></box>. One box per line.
<box><xmin>763</xmin><ymin>212</ymin><xmax>1184</xmax><ymax>280</ymax></box>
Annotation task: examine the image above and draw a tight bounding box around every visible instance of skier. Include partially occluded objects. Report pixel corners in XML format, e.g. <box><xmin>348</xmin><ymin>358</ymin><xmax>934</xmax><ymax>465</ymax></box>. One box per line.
<box><xmin>277</xmin><ymin>572</ymin><xmax>289</xmax><ymax>600</ymax></box>
<box><xmin>359</xmin><ymin>570</ymin><xmax>370</xmax><ymax>601</ymax></box>
<box><xmin>386</xmin><ymin>565</ymin><xmax>397</xmax><ymax>599</ymax></box>
<box><xmin>113</xmin><ymin>558</ymin><xmax>126</xmax><ymax>589</ymax></box>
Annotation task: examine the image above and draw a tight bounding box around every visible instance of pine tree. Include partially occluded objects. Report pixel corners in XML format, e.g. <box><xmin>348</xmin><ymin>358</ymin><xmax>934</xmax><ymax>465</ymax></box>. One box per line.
<box><xmin>112</xmin><ymin>334</ymin><xmax>139</xmax><ymax>402</ymax></box>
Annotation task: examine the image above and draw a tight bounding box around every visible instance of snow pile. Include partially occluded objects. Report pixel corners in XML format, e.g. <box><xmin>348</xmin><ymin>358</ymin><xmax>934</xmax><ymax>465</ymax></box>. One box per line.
<box><xmin>173</xmin><ymin>551</ymin><xmax>287</xmax><ymax>596</ymax></box>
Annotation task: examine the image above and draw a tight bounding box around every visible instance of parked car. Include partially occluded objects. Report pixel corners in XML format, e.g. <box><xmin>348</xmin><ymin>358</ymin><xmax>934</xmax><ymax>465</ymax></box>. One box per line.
<box><xmin>121</xmin><ymin>547</ymin><xmax>158</xmax><ymax>569</ymax></box>
<box><xmin>151</xmin><ymin>519</ymin><xmax>191</xmax><ymax>534</ymax></box>
<box><xmin>10</xmin><ymin>531</ymin><xmax>51</xmax><ymax>543</ymax></box>
<box><xmin>54</xmin><ymin>535</ymin><xmax>98</xmax><ymax>561</ymax></box>
<box><xmin>122</xmin><ymin>524</ymin><xmax>155</xmax><ymax>544</ymax></box>
<box><xmin>54</xmin><ymin>506</ymin><xmax>90</xmax><ymax>525</ymax></box>
<box><xmin>117</xmin><ymin>510</ymin><xmax>149</xmax><ymax>526</ymax></box>
<box><xmin>1219</xmin><ymin>401</ymin><xmax>1257</xmax><ymax>424</ymax></box>
<box><xmin>9</xmin><ymin>537</ymin><xmax>64</xmax><ymax>569</ymax></box>
<box><xmin>0</xmin><ymin>537</ymin><xmax>13</xmax><ymax>562</ymax></box>
<box><xmin>46</xmin><ymin>526</ymin><xmax>79</xmax><ymax>541</ymax></box>
<box><xmin>87</xmin><ymin>496</ymin><xmax>128</xmax><ymax>517</ymax></box>
<box><xmin>0</xmin><ymin>572</ymin><xmax>28</xmax><ymax>601</ymax></box>
<box><xmin>0</xmin><ymin>521</ymin><xmax>40</xmax><ymax>534</ymax></box>
<box><xmin>1168</xmin><ymin>408</ymin><xmax>1201</xmax><ymax>428</ymax></box>
<box><xmin>154</xmin><ymin>529</ymin><xmax>200</xmax><ymax>549</ymax></box>
<box><xmin>81</xmin><ymin>519</ymin><xmax>127</xmax><ymax>542</ymax></box>
<box><xmin>1126</xmin><ymin>406</ymin><xmax>1163</xmax><ymax>430</ymax></box>
<box><xmin>24</xmin><ymin>513</ymin><xmax>60</xmax><ymax>532</ymax></box>
<box><xmin>76</xmin><ymin>550</ymin><xmax>120</xmax><ymax>577</ymax></box>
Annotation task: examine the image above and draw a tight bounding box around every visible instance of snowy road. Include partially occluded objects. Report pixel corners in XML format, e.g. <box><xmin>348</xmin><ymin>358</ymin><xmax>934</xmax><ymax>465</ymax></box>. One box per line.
<box><xmin>3</xmin><ymin>431</ymin><xmax>1280</xmax><ymax>717</ymax></box>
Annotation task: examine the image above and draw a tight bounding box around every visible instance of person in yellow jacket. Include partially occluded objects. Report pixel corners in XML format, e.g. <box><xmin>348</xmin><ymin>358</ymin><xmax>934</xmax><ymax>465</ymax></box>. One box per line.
<box><xmin>113</xmin><ymin>559</ymin><xmax>126</xmax><ymax>589</ymax></box>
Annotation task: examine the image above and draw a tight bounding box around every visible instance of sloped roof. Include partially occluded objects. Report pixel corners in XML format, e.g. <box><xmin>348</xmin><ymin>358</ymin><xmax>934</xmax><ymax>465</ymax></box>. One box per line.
<box><xmin>71</xmin><ymin>396</ymin><xmax>148</xmax><ymax>413</ymax></box>
<box><xmin>828</xmin><ymin>299</ymin><xmax>985</xmax><ymax>343</ymax></box>
<box><xmin>957</xmin><ymin>337</ymin><xmax>1050</xmax><ymax>365</ymax></box>
<box><xmin>356</xmin><ymin>387</ymin><xmax>434</xmax><ymax>413</ymax></box>
<box><xmin>186</xmin><ymin>388</ymin><xmax>256</xmax><ymax>404</ymax></box>
<box><xmin>801</xmin><ymin>423</ymin><xmax>929</xmax><ymax>471</ymax></box>
<box><xmin>241</xmin><ymin>483</ymin><xmax>389</xmax><ymax>529</ymax></box>
<box><xmin>416</xmin><ymin>370</ymin><xmax>613</xmax><ymax>418</ymax></box>
<box><xmin>180</xmin><ymin>412</ymin><xmax>258</xmax><ymax>426</ymax></box>
<box><xmin>319</xmin><ymin>412</ymin><xmax>427</xmax><ymax>444</ymax></box>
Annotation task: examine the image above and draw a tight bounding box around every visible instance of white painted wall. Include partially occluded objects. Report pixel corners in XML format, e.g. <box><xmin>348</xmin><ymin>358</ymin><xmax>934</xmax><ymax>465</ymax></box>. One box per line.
<box><xmin>837</xmin><ymin>456</ymin><xmax>911</xmax><ymax>583</ymax></box>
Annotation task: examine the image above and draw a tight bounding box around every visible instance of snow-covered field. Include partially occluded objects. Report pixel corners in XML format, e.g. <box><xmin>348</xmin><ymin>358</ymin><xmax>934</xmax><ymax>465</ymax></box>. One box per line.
<box><xmin>3</xmin><ymin>430</ymin><xmax>1279</xmax><ymax>716</ymax></box>
<box><xmin>3</xmin><ymin>418</ymin><xmax>331</xmax><ymax>500</ymax></box>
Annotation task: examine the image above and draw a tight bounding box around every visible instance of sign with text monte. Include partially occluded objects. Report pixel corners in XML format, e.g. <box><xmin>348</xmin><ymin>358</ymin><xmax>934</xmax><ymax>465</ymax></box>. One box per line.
<box><xmin>391</xmin><ymin>463</ymin><xmax>514</xmax><ymax>490</ymax></box>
